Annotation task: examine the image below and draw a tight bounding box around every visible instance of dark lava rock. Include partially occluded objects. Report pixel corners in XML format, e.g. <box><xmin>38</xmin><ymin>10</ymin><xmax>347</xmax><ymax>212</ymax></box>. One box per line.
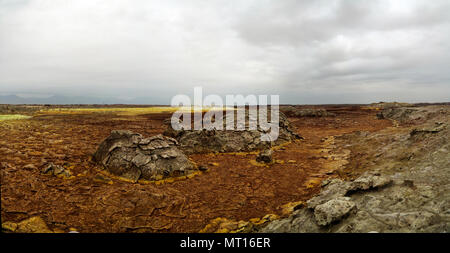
<box><xmin>93</xmin><ymin>173</ymin><xmax>113</xmax><ymax>184</ymax></box>
<box><xmin>93</xmin><ymin>130</ymin><xmax>195</xmax><ymax>182</ymax></box>
<box><xmin>198</xmin><ymin>165</ymin><xmax>209</xmax><ymax>172</ymax></box>
<box><xmin>256</xmin><ymin>149</ymin><xmax>273</xmax><ymax>163</ymax></box>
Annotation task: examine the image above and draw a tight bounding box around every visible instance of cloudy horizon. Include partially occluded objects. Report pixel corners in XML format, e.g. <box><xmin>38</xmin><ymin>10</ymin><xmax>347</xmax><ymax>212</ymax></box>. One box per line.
<box><xmin>0</xmin><ymin>0</ymin><xmax>449</xmax><ymax>104</ymax></box>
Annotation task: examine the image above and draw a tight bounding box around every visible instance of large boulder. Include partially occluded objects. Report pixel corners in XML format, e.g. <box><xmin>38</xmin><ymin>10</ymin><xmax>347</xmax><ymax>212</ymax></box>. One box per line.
<box><xmin>93</xmin><ymin>130</ymin><xmax>195</xmax><ymax>182</ymax></box>
<box><xmin>164</xmin><ymin>111</ymin><xmax>301</xmax><ymax>154</ymax></box>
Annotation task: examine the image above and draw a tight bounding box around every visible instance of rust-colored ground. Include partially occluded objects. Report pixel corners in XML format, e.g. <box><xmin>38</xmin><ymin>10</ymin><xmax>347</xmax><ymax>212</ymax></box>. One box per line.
<box><xmin>0</xmin><ymin>106</ymin><xmax>391</xmax><ymax>232</ymax></box>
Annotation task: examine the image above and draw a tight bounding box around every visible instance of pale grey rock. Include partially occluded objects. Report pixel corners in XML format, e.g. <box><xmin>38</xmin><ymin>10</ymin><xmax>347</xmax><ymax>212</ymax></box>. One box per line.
<box><xmin>314</xmin><ymin>197</ymin><xmax>356</xmax><ymax>226</ymax></box>
<box><xmin>349</xmin><ymin>172</ymin><xmax>393</xmax><ymax>192</ymax></box>
<box><xmin>307</xmin><ymin>179</ymin><xmax>351</xmax><ymax>209</ymax></box>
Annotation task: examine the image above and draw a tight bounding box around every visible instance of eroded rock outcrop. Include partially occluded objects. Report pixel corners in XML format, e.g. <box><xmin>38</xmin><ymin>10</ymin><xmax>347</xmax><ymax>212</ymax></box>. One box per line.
<box><xmin>376</xmin><ymin>107</ymin><xmax>419</xmax><ymax>123</ymax></box>
<box><xmin>260</xmin><ymin>171</ymin><xmax>446</xmax><ymax>233</ymax></box>
<box><xmin>376</xmin><ymin>105</ymin><xmax>448</xmax><ymax>125</ymax></box>
<box><xmin>164</xmin><ymin>111</ymin><xmax>301</xmax><ymax>154</ymax></box>
<box><xmin>93</xmin><ymin>130</ymin><xmax>196</xmax><ymax>182</ymax></box>
<box><xmin>370</xmin><ymin>102</ymin><xmax>413</xmax><ymax>109</ymax></box>
<box><xmin>281</xmin><ymin>106</ymin><xmax>335</xmax><ymax>117</ymax></box>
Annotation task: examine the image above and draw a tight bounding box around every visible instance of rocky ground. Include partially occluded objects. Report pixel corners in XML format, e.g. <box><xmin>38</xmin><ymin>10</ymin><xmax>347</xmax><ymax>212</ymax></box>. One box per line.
<box><xmin>1</xmin><ymin>104</ymin><xmax>448</xmax><ymax>233</ymax></box>
<box><xmin>260</xmin><ymin>105</ymin><xmax>449</xmax><ymax>233</ymax></box>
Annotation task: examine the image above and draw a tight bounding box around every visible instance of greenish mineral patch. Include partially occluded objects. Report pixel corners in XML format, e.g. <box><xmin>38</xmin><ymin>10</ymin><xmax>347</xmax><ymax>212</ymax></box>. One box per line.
<box><xmin>0</xmin><ymin>114</ymin><xmax>32</xmax><ymax>121</ymax></box>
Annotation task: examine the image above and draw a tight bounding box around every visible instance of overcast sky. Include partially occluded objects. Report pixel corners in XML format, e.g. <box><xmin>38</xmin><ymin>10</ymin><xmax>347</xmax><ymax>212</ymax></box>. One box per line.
<box><xmin>0</xmin><ymin>0</ymin><xmax>449</xmax><ymax>104</ymax></box>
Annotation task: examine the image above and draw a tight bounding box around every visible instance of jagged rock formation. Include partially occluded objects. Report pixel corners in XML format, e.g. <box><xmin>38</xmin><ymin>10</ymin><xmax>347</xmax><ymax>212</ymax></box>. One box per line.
<box><xmin>164</xmin><ymin>111</ymin><xmax>301</xmax><ymax>154</ymax></box>
<box><xmin>93</xmin><ymin>130</ymin><xmax>195</xmax><ymax>182</ymax></box>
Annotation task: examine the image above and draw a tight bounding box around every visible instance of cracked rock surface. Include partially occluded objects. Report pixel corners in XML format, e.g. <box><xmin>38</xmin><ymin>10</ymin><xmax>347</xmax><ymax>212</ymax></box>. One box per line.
<box><xmin>260</xmin><ymin>105</ymin><xmax>450</xmax><ymax>233</ymax></box>
<box><xmin>93</xmin><ymin>130</ymin><xmax>195</xmax><ymax>182</ymax></box>
<box><xmin>164</xmin><ymin>111</ymin><xmax>301</xmax><ymax>154</ymax></box>
<box><xmin>314</xmin><ymin>197</ymin><xmax>356</xmax><ymax>226</ymax></box>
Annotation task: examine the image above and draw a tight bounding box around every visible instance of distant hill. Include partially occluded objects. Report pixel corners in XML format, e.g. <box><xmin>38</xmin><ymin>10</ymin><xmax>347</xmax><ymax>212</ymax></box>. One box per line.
<box><xmin>0</xmin><ymin>95</ymin><xmax>28</xmax><ymax>104</ymax></box>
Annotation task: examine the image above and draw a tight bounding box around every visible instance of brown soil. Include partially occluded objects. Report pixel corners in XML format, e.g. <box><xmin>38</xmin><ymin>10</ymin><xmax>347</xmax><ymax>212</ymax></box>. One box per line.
<box><xmin>0</xmin><ymin>106</ymin><xmax>392</xmax><ymax>232</ymax></box>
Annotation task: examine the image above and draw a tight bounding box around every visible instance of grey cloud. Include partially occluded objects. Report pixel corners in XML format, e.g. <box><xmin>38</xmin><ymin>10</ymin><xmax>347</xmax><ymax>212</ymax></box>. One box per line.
<box><xmin>232</xmin><ymin>0</ymin><xmax>450</xmax><ymax>102</ymax></box>
<box><xmin>0</xmin><ymin>0</ymin><xmax>449</xmax><ymax>104</ymax></box>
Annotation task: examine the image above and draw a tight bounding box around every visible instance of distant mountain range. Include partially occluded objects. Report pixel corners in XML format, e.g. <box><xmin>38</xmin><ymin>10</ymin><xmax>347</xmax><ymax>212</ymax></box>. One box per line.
<box><xmin>2</xmin><ymin>94</ymin><xmax>448</xmax><ymax>106</ymax></box>
<box><xmin>0</xmin><ymin>94</ymin><xmax>166</xmax><ymax>105</ymax></box>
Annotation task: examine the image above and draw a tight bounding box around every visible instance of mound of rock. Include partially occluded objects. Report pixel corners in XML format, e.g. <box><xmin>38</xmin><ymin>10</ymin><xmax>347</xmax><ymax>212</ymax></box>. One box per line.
<box><xmin>376</xmin><ymin>107</ymin><xmax>418</xmax><ymax>123</ymax></box>
<box><xmin>93</xmin><ymin>130</ymin><xmax>195</xmax><ymax>182</ymax></box>
<box><xmin>377</xmin><ymin>105</ymin><xmax>448</xmax><ymax>125</ymax></box>
<box><xmin>163</xmin><ymin>111</ymin><xmax>301</xmax><ymax>154</ymax></box>
<box><xmin>370</xmin><ymin>102</ymin><xmax>413</xmax><ymax>109</ymax></box>
<box><xmin>281</xmin><ymin>106</ymin><xmax>335</xmax><ymax>117</ymax></box>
